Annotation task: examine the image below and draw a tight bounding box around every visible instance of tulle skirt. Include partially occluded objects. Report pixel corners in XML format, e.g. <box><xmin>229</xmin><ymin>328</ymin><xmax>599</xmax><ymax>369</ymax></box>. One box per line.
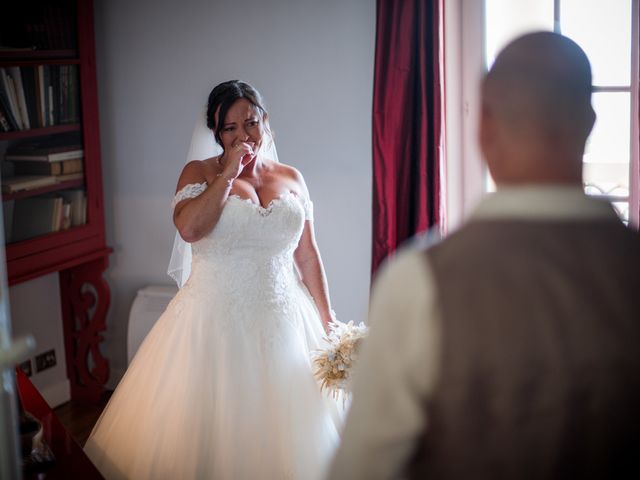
<box><xmin>84</xmin><ymin>278</ymin><xmax>342</xmax><ymax>480</ymax></box>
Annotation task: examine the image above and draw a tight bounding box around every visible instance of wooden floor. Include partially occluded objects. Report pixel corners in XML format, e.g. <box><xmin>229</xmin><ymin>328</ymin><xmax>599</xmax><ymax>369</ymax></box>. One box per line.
<box><xmin>53</xmin><ymin>391</ymin><xmax>112</xmax><ymax>447</ymax></box>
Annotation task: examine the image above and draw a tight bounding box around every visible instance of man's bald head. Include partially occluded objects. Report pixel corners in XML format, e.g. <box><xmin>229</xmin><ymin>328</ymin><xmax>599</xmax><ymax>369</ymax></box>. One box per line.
<box><xmin>480</xmin><ymin>32</ymin><xmax>595</xmax><ymax>185</ymax></box>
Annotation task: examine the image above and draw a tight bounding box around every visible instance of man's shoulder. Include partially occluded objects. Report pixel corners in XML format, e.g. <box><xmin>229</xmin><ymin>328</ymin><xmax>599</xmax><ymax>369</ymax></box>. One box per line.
<box><xmin>405</xmin><ymin>227</ymin><xmax>444</xmax><ymax>252</ymax></box>
<box><xmin>374</xmin><ymin>244</ymin><xmax>434</xmax><ymax>295</ymax></box>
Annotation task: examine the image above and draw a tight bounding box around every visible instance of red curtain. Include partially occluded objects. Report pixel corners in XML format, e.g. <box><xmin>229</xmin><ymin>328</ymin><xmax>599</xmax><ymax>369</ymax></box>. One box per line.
<box><xmin>371</xmin><ymin>0</ymin><xmax>444</xmax><ymax>274</ymax></box>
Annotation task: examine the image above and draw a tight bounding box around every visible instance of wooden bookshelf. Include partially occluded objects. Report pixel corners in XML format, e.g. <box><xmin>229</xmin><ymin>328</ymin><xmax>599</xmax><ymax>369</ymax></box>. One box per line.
<box><xmin>1</xmin><ymin>0</ymin><xmax>111</xmax><ymax>404</ymax></box>
<box><xmin>2</xmin><ymin>178</ymin><xmax>84</xmax><ymax>201</ymax></box>
<box><xmin>0</xmin><ymin>123</ymin><xmax>81</xmax><ymax>141</ymax></box>
<box><xmin>0</xmin><ymin>49</ymin><xmax>77</xmax><ymax>60</ymax></box>
<box><xmin>0</xmin><ymin>58</ymin><xmax>81</xmax><ymax>68</ymax></box>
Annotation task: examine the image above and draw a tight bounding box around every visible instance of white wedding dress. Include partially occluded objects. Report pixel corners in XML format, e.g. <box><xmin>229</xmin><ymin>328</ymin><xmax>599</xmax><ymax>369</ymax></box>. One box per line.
<box><xmin>85</xmin><ymin>184</ymin><xmax>342</xmax><ymax>480</ymax></box>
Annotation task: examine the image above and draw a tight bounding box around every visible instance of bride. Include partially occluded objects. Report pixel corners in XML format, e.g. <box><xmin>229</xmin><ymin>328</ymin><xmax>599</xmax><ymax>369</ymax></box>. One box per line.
<box><xmin>84</xmin><ymin>80</ymin><xmax>343</xmax><ymax>479</ymax></box>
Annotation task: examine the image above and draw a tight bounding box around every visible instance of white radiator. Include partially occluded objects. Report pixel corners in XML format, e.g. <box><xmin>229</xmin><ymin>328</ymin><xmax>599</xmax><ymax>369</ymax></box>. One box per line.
<box><xmin>127</xmin><ymin>285</ymin><xmax>178</xmax><ymax>364</ymax></box>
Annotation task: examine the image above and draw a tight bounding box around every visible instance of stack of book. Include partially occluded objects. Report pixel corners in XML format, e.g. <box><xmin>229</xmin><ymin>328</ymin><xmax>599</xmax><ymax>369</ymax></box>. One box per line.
<box><xmin>4</xmin><ymin>189</ymin><xmax>87</xmax><ymax>243</ymax></box>
<box><xmin>1</xmin><ymin>133</ymin><xmax>84</xmax><ymax>194</ymax></box>
<box><xmin>1</xmin><ymin>175</ymin><xmax>58</xmax><ymax>194</ymax></box>
<box><xmin>0</xmin><ymin>65</ymin><xmax>80</xmax><ymax>132</ymax></box>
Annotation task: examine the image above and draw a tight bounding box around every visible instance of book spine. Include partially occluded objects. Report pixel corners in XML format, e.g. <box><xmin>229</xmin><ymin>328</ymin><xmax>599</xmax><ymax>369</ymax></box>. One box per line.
<box><xmin>1</xmin><ymin>69</ymin><xmax>23</xmax><ymax>130</ymax></box>
<box><xmin>49</xmin><ymin>150</ymin><xmax>83</xmax><ymax>162</ymax></box>
<box><xmin>20</xmin><ymin>66</ymin><xmax>38</xmax><ymax>129</ymax></box>
<box><xmin>61</xmin><ymin>65</ymin><xmax>69</xmax><ymax>124</ymax></box>
<box><xmin>57</xmin><ymin>198</ymin><xmax>64</xmax><ymax>232</ymax></box>
<box><xmin>52</xmin><ymin>65</ymin><xmax>60</xmax><ymax>125</ymax></box>
<box><xmin>1</xmin><ymin>176</ymin><xmax>57</xmax><ymax>194</ymax></box>
<box><xmin>11</xmin><ymin>159</ymin><xmax>83</xmax><ymax>175</ymax></box>
<box><xmin>48</xmin><ymin>84</ymin><xmax>54</xmax><ymax>126</ymax></box>
<box><xmin>51</xmin><ymin>197</ymin><xmax>60</xmax><ymax>232</ymax></box>
<box><xmin>13</xmin><ymin>162</ymin><xmax>61</xmax><ymax>175</ymax></box>
<box><xmin>10</xmin><ymin>143</ymin><xmax>83</xmax><ymax>154</ymax></box>
<box><xmin>9</xmin><ymin>67</ymin><xmax>30</xmax><ymax>130</ymax></box>
<box><xmin>0</xmin><ymin>90</ymin><xmax>19</xmax><ymax>131</ymax></box>
<box><xmin>62</xmin><ymin>158</ymin><xmax>83</xmax><ymax>174</ymax></box>
<box><xmin>6</xmin><ymin>150</ymin><xmax>84</xmax><ymax>162</ymax></box>
<box><xmin>62</xmin><ymin>203</ymin><xmax>72</xmax><ymax>230</ymax></box>
<box><xmin>69</xmin><ymin>66</ymin><xmax>77</xmax><ymax>123</ymax></box>
<box><xmin>0</xmin><ymin>108</ymin><xmax>11</xmax><ymax>132</ymax></box>
<box><xmin>6</xmin><ymin>78</ymin><xmax>24</xmax><ymax>130</ymax></box>
<box><xmin>43</xmin><ymin>65</ymin><xmax>50</xmax><ymax>127</ymax></box>
<box><xmin>36</xmin><ymin>66</ymin><xmax>45</xmax><ymax>128</ymax></box>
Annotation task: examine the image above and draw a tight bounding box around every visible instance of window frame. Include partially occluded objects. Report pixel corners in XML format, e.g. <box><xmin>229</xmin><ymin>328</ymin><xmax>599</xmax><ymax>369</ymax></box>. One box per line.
<box><xmin>446</xmin><ymin>0</ymin><xmax>639</xmax><ymax>229</ymax></box>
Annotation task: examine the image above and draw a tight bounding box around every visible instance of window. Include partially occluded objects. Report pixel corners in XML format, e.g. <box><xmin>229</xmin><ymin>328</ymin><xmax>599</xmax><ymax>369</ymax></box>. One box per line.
<box><xmin>484</xmin><ymin>0</ymin><xmax>639</xmax><ymax>226</ymax></box>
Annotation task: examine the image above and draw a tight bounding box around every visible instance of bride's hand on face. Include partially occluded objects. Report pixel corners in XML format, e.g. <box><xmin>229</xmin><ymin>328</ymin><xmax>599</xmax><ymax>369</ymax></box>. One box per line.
<box><xmin>222</xmin><ymin>142</ymin><xmax>256</xmax><ymax>179</ymax></box>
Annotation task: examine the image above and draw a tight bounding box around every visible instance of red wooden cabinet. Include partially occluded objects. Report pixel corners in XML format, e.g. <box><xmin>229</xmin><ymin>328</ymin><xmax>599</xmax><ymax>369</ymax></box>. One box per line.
<box><xmin>1</xmin><ymin>0</ymin><xmax>111</xmax><ymax>403</ymax></box>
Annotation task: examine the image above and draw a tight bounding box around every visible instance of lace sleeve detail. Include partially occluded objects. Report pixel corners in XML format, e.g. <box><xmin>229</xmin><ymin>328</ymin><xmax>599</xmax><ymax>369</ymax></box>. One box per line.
<box><xmin>171</xmin><ymin>182</ymin><xmax>208</xmax><ymax>210</ymax></box>
<box><xmin>301</xmin><ymin>196</ymin><xmax>314</xmax><ymax>221</ymax></box>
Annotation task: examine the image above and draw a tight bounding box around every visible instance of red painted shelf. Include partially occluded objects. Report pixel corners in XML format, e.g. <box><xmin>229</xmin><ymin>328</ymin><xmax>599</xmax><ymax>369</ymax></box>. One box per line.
<box><xmin>0</xmin><ymin>49</ymin><xmax>77</xmax><ymax>60</ymax></box>
<box><xmin>5</xmin><ymin>223</ymin><xmax>101</xmax><ymax>265</ymax></box>
<box><xmin>7</xmin><ymin>223</ymin><xmax>90</xmax><ymax>248</ymax></box>
<box><xmin>0</xmin><ymin>58</ymin><xmax>81</xmax><ymax>68</ymax></box>
<box><xmin>0</xmin><ymin>124</ymin><xmax>82</xmax><ymax>141</ymax></box>
<box><xmin>2</xmin><ymin>179</ymin><xmax>84</xmax><ymax>201</ymax></box>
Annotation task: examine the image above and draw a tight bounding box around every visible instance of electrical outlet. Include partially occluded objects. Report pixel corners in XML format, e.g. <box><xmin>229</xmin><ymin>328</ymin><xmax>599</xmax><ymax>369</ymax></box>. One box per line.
<box><xmin>35</xmin><ymin>349</ymin><xmax>56</xmax><ymax>373</ymax></box>
<box><xmin>19</xmin><ymin>359</ymin><xmax>32</xmax><ymax>377</ymax></box>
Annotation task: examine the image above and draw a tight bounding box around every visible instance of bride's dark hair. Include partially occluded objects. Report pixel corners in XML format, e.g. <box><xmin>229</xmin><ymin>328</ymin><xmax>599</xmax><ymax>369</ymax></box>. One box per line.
<box><xmin>206</xmin><ymin>80</ymin><xmax>269</xmax><ymax>146</ymax></box>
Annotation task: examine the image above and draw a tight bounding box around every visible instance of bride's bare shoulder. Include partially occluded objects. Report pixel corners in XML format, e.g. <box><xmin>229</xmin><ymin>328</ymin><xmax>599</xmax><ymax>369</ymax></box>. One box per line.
<box><xmin>272</xmin><ymin>162</ymin><xmax>310</xmax><ymax>196</ymax></box>
<box><xmin>272</xmin><ymin>162</ymin><xmax>305</xmax><ymax>183</ymax></box>
<box><xmin>176</xmin><ymin>157</ymin><xmax>219</xmax><ymax>192</ymax></box>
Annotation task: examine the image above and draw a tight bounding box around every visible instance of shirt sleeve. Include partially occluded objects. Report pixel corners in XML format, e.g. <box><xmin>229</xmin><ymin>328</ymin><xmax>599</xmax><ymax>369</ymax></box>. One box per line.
<box><xmin>328</xmin><ymin>248</ymin><xmax>442</xmax><ymax>480</ymax></box>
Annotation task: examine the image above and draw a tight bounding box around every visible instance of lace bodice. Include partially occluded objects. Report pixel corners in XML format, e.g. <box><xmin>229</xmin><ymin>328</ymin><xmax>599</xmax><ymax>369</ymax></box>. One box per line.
<box><xmin>171</xmin><ymin>183</ymin><xmax>315</xmax><ymax>331</ymax></box>
<box><xmin>171</xmin><ymin>182</ymin><xmax>313</xmax><ymax>220</ymax></box>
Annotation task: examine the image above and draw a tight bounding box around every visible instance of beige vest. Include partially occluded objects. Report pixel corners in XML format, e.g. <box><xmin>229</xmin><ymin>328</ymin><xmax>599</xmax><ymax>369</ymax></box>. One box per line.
<box><xmin>409</xmin><ymin>219</ymin><xmax>640</xmax><ymax>479</ymax></box>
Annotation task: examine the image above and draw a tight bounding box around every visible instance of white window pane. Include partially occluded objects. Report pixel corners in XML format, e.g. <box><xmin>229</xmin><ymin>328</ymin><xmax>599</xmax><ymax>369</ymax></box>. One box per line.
<box><xmin>583</xmin><ymin>91</ymin><xmax>631</xmax><ymax>165</ymax></box>
<box><xmin>583</xmin><ymin>162</ymin><xmax>629</xmax><ymax>195</ymax></box>
<box><xmin>583</xmin><ymin>171</ymin><xmax>630</xmax><ymax>224</ymax></box>
<box><xmin>561</xmin><ymin>0</ymin><xmax>632</xmax><ymax>86</ymax></box>
<box><xmin>485</xmin><ymin>0</ymin><xmax>554</xmax><ymax>68</ymax></box>
<box><xmin>582</xmin><ymin>91</ymin><xmax>630</xmax><ymax>216</ymax></box>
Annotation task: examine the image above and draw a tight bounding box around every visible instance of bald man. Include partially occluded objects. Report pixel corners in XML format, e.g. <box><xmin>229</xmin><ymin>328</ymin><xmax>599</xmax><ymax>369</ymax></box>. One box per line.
<box><xmin>328</xmin><ymin>32</ymin><xmax>640</xmax><ymax>479</ymax></box>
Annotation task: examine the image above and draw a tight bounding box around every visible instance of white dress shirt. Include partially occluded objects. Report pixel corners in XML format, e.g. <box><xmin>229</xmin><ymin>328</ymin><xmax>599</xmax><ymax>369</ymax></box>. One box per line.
<box><xmin>328</xmin><ymin>186</ymin><xmax>620</xmax><ymax>480</ymax></box>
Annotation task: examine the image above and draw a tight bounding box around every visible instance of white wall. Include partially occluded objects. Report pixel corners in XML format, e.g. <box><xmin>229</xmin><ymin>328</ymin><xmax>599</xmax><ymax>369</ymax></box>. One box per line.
<box><xmin>93</xmin><ymin>0</ymin><xmax>375</xmax><ymax>384</ymax></box>
<box><xmin>9</xmin><ymin>273</ymin><xmax>69</xmax><ymax>407</ymax></box>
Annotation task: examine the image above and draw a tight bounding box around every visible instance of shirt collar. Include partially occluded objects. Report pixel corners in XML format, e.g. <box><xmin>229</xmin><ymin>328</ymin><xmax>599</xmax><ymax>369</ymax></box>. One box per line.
<box><xmin>470</xmin><ymin>185</ymin><xmax>621</xmax><ymax>222</ymax></box>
